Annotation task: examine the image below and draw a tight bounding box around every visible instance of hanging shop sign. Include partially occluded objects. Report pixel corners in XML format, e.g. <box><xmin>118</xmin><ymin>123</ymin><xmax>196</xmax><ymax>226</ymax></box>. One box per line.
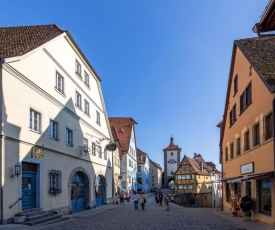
<box><xmin>35</xmin><ymin>147</ymin><xmax>44</xmax><ymax>158</ymax></box>
<box><xmin>105</xmin><ymin>143</ymin><xmax>117</xmax><ymax>151</ymax></box>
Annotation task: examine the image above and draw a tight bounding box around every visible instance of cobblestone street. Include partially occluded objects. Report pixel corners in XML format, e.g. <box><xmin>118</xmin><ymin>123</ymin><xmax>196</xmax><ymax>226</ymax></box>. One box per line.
<box><xmin>2</xmin><ymin>190</ymin><xmax>273</xmax><ymax>230</ymax></box>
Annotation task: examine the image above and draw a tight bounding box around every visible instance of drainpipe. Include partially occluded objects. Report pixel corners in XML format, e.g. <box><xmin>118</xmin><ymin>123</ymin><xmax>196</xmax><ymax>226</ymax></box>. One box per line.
<box><xmin>0</xmin><ymin>62</ymin><xmax>3</xmax><ymax>223</ymax></box>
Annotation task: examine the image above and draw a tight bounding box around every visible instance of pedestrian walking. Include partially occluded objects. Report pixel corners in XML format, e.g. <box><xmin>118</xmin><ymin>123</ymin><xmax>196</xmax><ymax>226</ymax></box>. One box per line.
<box><xmin>159</xmin><ymin>192</ymin><xmax>163</xmax><ymax>206</ymax></box>
<box><xmin>155</xmin><ymin>191</ymin><xmax>159</xmax><ymax>204</ymax></box>
<box><xmin>120</xmin><ymin>193</ymin><xmax>124</xmax><ymax>204</ymax></box>
<box><xmin>132</xmin><ymin>191</ymin><xmax>140</xmax><ymax>210</ymax></box>
<box><xmin>139</xmin><ymin>192</ymin><xmax>146</xmax><ymax>210</ymax></box>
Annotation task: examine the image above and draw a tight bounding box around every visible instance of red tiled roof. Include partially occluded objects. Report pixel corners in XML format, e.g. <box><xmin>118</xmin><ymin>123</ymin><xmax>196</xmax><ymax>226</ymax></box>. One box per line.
<box><xmin>163</xmin><ymin>143</ymin><xmax>181</xmax><ymax>151</ymax></box>
<box><xmin>0</xmin><ymin>24</ymin><xmax>64</xmax><ymax>58</ymax></box>
<box><xmin>108</xmin><ymin>117</ymin><xmax>137</xmax><ymax>154</ymax></box>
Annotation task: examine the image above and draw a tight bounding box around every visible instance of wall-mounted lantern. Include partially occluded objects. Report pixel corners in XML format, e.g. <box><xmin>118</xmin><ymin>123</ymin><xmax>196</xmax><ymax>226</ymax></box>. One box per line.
<box><xmin>11</xmin><ymin>163</ymin><xmax>21</xmax><ymax>178</ymax></box>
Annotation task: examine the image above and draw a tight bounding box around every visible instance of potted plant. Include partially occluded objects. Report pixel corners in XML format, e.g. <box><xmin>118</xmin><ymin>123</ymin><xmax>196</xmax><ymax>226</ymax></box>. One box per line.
<box><xmin>240</xmin><ymin>195</ymin><xmax>252</xmax><ymax>213</ymax></box>
<box><xmin>13</xmin><ymin>211</ymin><xmax>26</xmax><ymax>223</ymax></box>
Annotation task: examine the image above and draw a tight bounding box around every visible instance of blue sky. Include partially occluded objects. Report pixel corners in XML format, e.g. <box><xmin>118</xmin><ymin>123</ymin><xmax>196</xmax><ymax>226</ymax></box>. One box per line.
<box><xmin>1</xmin><ymin>0</ymin><xmax>269</xmax><ymax>170</ymax></box>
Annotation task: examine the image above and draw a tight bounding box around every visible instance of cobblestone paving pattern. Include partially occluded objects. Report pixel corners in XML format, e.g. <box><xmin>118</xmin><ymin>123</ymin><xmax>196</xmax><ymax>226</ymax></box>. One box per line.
<box><xmin>39</xmin><ymin>193</ymin><xmax>243</xmax><ymax>230</ymax></box>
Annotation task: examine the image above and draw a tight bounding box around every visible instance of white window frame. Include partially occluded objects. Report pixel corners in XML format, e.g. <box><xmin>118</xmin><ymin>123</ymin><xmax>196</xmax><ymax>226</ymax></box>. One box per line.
<box><xmin>75</xmin><ymin>59</ymin><xmax>82</xmax><ymax>76</ymax></box>
<box><xmin>84</xmin><ymin>71</ymin><xmax>90</xmax><ymax>87</ymax></box>
<box><xmin>96</xmin><ymin>111</ymin><xmax>100</xmax><ymax>125</ymax></box>
<box><xmin>84</xmin><ymin>99</ymin><xmax>89</xmax><ymax>115</ymax></box>
<box><xmin>49</xmin><ymin>119</ymin><xmax>58</xmax><ymax>140</ymax></box>
<box><xmin>66</xmin><ymin>128</ymin><xmax>73</xmax><ymax>146</ymax></box>
<box><xmin>30</xmin><ymin>108</ymin><xmax>41</xmax><ymax>132</ymax></box>
<box><xmin>104</xmin><ymin>148</ymin><xmax>107</xmax><ymax>160</ymax></box>
<box><xmin>55</xmin><ymin>72</ymin><xmax>64</xmax><ymax>94</ymax></box>
<box><xmin>75</xmin><ymin>91</ymin><xmax>82</xmax><ymax>109</ymax></box>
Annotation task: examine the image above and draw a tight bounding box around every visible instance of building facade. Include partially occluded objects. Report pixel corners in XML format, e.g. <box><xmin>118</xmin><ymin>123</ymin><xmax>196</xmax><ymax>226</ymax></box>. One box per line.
<box><xmin>220</xmin><ymin>35</ymin><xmax>275</xmax><ymax>225</ymax></box>
<box><xmin>136</xmin><ymin>148</ymin><xmax>149</xmax><ymax>193</ymax></box>
<box><xmin>149</xmin><ymin>159</ymin><xmax>162</xmax><ymax>191</ymax></box>
<box><xmin>0</xmin><ymin>25</ymin><xmax>115</xmax><ymax>222</ymax></box>
<box><xmin>163</xmin><ymin>136</ymin><xmax>181</xmax><ymax>188</ymax></box>
<box><xmin>109</xmin><ymin>118</ymin><xmax>138</xmax><ymax>193</ymax></box>
<box><xmin>174</xmin><ymin>154</ymin><xmax>213</xmax><ymax>207</ymax></box>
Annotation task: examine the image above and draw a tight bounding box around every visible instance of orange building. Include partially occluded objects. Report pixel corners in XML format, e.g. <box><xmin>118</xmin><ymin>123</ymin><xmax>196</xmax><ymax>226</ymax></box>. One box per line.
<box><xmin>220</xmin><ymin>35</ymin><xmax>275</xmax><ymax>225</ymax></box>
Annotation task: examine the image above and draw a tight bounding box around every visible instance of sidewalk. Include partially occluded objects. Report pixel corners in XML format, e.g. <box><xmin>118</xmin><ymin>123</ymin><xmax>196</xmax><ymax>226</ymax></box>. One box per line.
<box><xmin>214</xmin><ymin>209</ymin><xmax>275</xmax><ymax>230</ymax></box>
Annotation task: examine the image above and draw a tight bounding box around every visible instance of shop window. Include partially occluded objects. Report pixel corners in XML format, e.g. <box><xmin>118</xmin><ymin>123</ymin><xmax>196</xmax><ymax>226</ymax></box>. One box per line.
<box><xmin>226</xmin><ymin>183</ymin><xmax>231</xmax><ymax>202</ymax></box>
<box><xmin>259</xmin><ymin>179</ymin><xmax>271</xmax><ymax>215</ymax></box>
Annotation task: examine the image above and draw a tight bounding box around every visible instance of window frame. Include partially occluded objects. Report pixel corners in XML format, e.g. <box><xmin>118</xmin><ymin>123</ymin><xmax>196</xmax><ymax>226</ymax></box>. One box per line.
<box><xmin>240</xmin><ymin>82</ymin><xmax>252</xmax><ymax>114</ymax></box>
<box><xmin>30</xmin><ymin>108</ymin><xmax>41</xmax><ymax>133</ymax></box>
<box><xmin>236</xmin><ymin>137</ymin><xmax>241</xmax><ymax>156</ymax></box>
<box><xmin>75</xmin><ymin>59</ymin><xmax>82</xmax><ymax>77</ymax></box>
<box><xmin>49</xmin><ymin>119</ymin><xmax>59</xmax><ymax>141</ymax></box>
<box><xmin>230</xmin><ymin>104</ymin><xmax>237</xmax><ymax>126</ymax></box>
<box><xmin>75</xmin><ymin>91</ymin><xmax>82</xmax><ymax>109</ymax></box>
<box><xmin>96</xmin><ymin>111</ymin><xmax>101</xmax><ymax>125</ymax></box>
<box><xmin>84</xmin><ymin>71</ymin><xmax>90</xmax><ymax>87</ymax></box>
<box><xmin>253</xmin><ymin>122</ymin><xmax>260</xmax><ymax>147</ymax></box>
<box><xmin>230</xmin><ymin>142</ymin><xmax>234</xmax><ymax>159</ymax></box>
<box><xmin>65</xmin><ymin>128</ymin><xmax>73</xmax><ymax>147</ymax></box>
<box><xmin>264</xmin><ymin>112</ymin><xmax>273</xmax><ymax>141</ymax></box>
<box><xmin>244</xmin><ymin>129</ymin><xmax>250</xmax><ymax>152</ymax></box>
<box><xmin>84</xmin><ymin>99</ymin><xmax>90</xmax><ymax>115</ymax></box>
<box><xmin>225</xmin><ymin>146</ymin><xmax>228</xmax><ymax>162</ymax></box>
<box><xmin>234</xmin><ymin>74</ymin><xmax>238</xmax><ymax>95</ymax></box>
<box><xmin>55</xmin><ymin>72</ymin><xmax>64</xmax><ymax>94</ymax></box>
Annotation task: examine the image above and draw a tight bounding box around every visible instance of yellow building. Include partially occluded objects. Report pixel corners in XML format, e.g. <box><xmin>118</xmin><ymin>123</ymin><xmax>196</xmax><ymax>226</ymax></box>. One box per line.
<box><xmin>220</xmin><ymin>33</ymin><xmax>275</xmax><ymax>225</ymax></box>
<box><xmin>174</xmin><ymin>154</ymin><xmax>213</xmax><ymax>207</ymax></box>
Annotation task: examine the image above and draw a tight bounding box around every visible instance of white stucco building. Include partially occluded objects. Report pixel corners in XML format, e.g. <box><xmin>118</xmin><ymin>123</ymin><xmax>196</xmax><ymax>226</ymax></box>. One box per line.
<box><xmin>0</xmin><ymin>24</ymin><xmax>115</xmax><ymax>222</ymax></box>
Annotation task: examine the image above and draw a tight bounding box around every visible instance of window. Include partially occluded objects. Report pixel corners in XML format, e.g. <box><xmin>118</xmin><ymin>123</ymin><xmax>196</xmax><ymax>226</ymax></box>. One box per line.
<box><xmin>230</xmin><ymin>143</ymin><xmax>234</xmax><ymax>159</ymax></box>
<box><xmin>84</xmin><ymin>100</ymin><xmax>89</xmax><ymax>115</ymax></box>
<box><xmin>30</xmin><ymin>108</ymin><xmax>41</xmax><ymax>132</ymax></box>
<box><xmin>236</xmin><ymin>138</ymin><xmax>240</xmax><ymax>156</ymax></box>
<box><xmin>259</xmin><ymin>179</ymin><xmax>271</xmax><ymax>215</ymax></box>
<box><xmin>137</xmin><ymin>155</ymin><xmax>141</xmax><ymax>160</ymax></box>
<box><xmin>92</xmin><ymin>142</ymin><xmax>96</xmax><ymax>156</ymax></box>
<box><xmin>55</xmin><ymin>72</ymin><xmax>64</xmax><ymax>94</ymax></box>
<box><xmin>96</xmin><ymin>111</ymin><xmax>100</xmax><ymax>125</ymax></box>
<box><xmin>264</xmin><ymin>112</ymin><xmax>273</xmax><ymax>141</ymax></box>
<box><xmin>240</xmin><ymin>83</ymin><xmax>252</xmax><ymax>113</ymax></box>
<box><xmin>66</xmin><ymin>128</ymin><xmax>73</xmax><ymax>146</ymax></box>
<box><xmin>75</xmin><ymin>91</ymin><xmax>82</xmax><ymax>109</ymax></box>
<box><xmin>49</xmin><ymin>119</ymin><xmax>58</xmax><ymax>140</ymax></box>
<box><xmin>225</xmin><ymin>147</ymin><xmax>228</xmax><ymax>161</ymax></box>
<box><xmin>97</xmin><ymin>145</ymin><xmax>102</xmax><ymax>158</ymax></box>
<box><xmin>83</xmin><ymin>138</ymin><xmax>88</xmax><ymax>148</ymax></box>
<box><xmin>253</xmin><ymin>122</ymin><xmax>260</xmax><ymax>147</ymax></box>
<box><xmin>49</xmin><ymin>169</ymin><xmax>62</xmax><ymax>196</ymax></box>
<box><xmin>234</xmin><ymin>74</ymin><xmax>238</xmax><ymax>95</ymax></box>
<box><xmin>84</xmin><ymin>71</ymin><xmax>90</xmax><ymax>87</ymax></box>
<box><xmin>177</xmin><ymin>175</ymin><xmax>182</xmax><ymax>179</ymax></box>
<box><xmin>152</xmin><ymin>176</ymin><xmax>154</xmax><ymax>180</ymax></box>
<box><xmin>171</xmin><ymin>152</ymin><xmax>174</xmax><ymax>156</ymax></box>
<box><xmin>104</xmin><ymin>148</ymin><xmax>107</xmax><ymax>160</ymax></box>
<box><xmin>244</xmin><ymin>130</ymin><xmax>250</xmax><ymax>152</ymax></box>
<box><xmin>75</xmin><ymin>60</ymin><xmax>81</xmax><ymax>76</ymax></box>
<box><xmin>230</xmin><ymin>104</ymin><xmax>237</xmax><ymax>126</ymax></box>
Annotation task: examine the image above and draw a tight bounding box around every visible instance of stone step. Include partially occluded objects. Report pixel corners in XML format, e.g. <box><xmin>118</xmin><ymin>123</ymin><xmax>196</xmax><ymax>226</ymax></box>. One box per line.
<box><xmin>23</xmin><ymin>214</ymin><xmax>63</xmax><ymax>226</ymax></box>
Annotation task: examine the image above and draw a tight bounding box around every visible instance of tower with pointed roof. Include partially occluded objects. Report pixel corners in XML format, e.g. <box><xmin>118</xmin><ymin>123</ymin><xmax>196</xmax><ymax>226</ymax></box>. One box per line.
<box><xmin>163</xmin><ymin>136</ymin><xmax>181</xmax><ymax>188</ymax></box>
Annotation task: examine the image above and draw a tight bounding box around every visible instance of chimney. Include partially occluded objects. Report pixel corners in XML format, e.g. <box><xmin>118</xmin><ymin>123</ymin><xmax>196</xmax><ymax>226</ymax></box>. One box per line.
<box><xmin>200</xmin><ymin>162</ymin><xmax>203</xmax><ymax>172</ymax></box>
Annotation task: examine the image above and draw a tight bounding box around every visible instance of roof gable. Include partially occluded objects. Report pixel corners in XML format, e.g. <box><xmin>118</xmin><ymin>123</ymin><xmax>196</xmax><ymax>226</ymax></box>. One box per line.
<box><xmin>0</xmin><ymin>24</ymin><xmax>64</xmax><ymax>59</ymax></box>
<box><xmin>108</xmin><ymin>117</ymin><xmax>137</xmax><ymax>153</ymax></box>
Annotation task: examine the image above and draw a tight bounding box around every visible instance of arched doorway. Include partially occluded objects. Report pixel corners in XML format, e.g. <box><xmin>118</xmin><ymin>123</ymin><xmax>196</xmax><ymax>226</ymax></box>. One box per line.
<box><xmin>95</xmin><ymin>175</ymin><xmax>105</xmax><ymax>207</ymax></box>
<box><xmin>168</xmin><ymin>179</ymin><xmax>175</xmax><ymax>189</ymax></box>
<box><xmin>71</xmin><ymin>172</ymin><xmax>86</xmax><ymax>213</ymax></box>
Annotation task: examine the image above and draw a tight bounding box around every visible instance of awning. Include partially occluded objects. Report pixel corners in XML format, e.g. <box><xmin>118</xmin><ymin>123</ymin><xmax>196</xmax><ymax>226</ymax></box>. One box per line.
<box><xmin>242</xmin><ymin>171</ymin><xmax>274</xmax><ymax>181</ymax></box>
<box><xmin>221</xmin><ymin>176</ymin><xmax>243</xmax><ymax>183</ymax></box>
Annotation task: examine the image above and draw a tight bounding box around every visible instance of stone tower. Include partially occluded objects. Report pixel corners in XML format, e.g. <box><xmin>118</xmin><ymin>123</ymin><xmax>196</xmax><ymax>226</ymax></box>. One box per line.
<box><xmin>163</xmin><ymin>136</ymin><xmax>181</xmax><ymax>188</ymax></box>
